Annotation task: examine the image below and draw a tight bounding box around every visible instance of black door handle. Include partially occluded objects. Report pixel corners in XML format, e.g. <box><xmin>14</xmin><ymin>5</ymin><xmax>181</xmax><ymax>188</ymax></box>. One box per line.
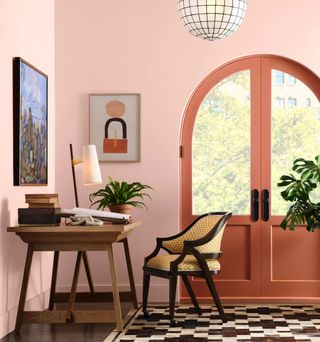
<box><xmin>251</xmin><ymin>189</ymin><xmax>259</xmax><ymax>222</ymax></box>
<box><xmin>262</xmin><ymin>189</ymin><xmax>269</xmax><ymax>221</ymax></box>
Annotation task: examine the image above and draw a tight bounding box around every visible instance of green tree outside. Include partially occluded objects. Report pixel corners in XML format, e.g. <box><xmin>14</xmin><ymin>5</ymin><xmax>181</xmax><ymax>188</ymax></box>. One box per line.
<box><xmin>192</xmin><ymin>71</ymin><xmax>320</xmax><ymax>215</ymax></box>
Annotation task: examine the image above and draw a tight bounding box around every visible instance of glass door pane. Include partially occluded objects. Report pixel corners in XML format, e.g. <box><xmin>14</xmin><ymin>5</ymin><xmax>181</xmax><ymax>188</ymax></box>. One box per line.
<box><xmin>192</xmin><ymin>70</ymin><xmax>251</xmax><ymax>215</ymax></box>
<box><xmin>271</xmin><ymin>69</ymin><xmax>320</xmax><ymax>214</ymax></box>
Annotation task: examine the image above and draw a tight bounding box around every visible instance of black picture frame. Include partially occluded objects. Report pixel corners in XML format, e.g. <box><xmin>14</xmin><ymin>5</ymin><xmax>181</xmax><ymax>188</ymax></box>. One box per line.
<box><xmin>13</xmin><ymin>57</ymin><xmax>48</xmax><ymax>186</ymax></box>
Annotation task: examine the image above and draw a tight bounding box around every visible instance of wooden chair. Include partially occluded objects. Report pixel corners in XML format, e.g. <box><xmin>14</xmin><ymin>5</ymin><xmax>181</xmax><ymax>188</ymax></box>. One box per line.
<box><xmin>142</xmin><ymin>211</ymin><xmax>232</xmax><ymax>326</ymax></box>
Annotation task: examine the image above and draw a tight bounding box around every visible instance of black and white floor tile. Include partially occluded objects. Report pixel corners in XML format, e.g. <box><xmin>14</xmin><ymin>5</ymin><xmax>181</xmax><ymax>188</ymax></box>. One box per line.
<box><xmin>110</xmin><ymin>305</ymin><xmax>320</xmax><ymax>341</ymax></box>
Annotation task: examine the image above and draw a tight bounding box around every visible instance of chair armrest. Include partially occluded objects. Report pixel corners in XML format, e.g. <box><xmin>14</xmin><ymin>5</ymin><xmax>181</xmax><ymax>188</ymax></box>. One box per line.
<box><xmin>144</xmin><ymin>235</ymin><xmax>180</xmax><ymax>266</ymax></box>
<box><xmin>183</xmin><ymin>230</ymin><xmax>216</xmax><ymax>249</ymax></box>
<box><xmin>183</xmin><ymin>237</ymin><xmax>222</xmax><ymax>259</ymax></box>
<box><xmin>144</xmin><ymin>239</ymin><xmax>163</xmax><ymax>265</ymax></box>
<box><xmin>168</xmin><ymin>244</ymin><xmax>220</xmax><ymax>271</ymax></box>
<box><xmin>183</xmin><ymin>239</ymin><xmax>223</xmax><ymax>259</ymax></box>
<box><xmin>179</xmin><ymin>245</ymin><xmax>215</xmax><ymax>273</ymax></box>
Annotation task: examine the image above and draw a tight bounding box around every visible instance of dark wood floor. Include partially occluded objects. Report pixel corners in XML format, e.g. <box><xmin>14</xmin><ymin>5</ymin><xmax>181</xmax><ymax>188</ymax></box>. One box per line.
<box><xmin>0</xmin><ymin>302</ymin><xmax>133</xmax><ymax>342</ymax></box>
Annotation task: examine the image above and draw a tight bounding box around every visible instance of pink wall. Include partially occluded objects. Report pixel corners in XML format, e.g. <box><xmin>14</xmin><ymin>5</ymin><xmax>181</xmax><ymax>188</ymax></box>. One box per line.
<box><xmin>55</xmin><ymin>0</ymin><xmax>320</xmax><ymax>301</ymax></box>
<box><xmin>0</xmin><ymin>0</ymin><xmax>55</xmax><ymax>337</ymax></box>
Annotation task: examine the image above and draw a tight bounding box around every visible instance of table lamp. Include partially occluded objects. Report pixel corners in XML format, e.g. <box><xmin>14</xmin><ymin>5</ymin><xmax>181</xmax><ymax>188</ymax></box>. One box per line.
<box><xmin>68</xmin><ymin>143</ymin><xmax>102</xmax><ymax>295</ymax></box>
<box><xmin>69</xmin><ymin>144</ymin><xmax>102</xmax><ymax>207</ymax></box>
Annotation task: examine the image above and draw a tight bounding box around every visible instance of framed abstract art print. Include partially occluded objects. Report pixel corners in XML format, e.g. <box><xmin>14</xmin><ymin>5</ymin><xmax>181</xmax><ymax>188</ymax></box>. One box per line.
<box><xmin>89</xmin><ymin>94</ymin><xmax>140</xmax><ymax>162</ymax></box>
<box><xmin>13</xmin><ymin>57</ymin><xmax>48</xmax><ymax>185</ymax></box>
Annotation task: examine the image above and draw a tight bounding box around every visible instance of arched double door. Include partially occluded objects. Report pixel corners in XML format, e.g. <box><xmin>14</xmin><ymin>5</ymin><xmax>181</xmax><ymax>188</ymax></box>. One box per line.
<box><xmin>181</xmin><ymin>55</ymin><xmax>320</xmax><ymax>300</ymax></box>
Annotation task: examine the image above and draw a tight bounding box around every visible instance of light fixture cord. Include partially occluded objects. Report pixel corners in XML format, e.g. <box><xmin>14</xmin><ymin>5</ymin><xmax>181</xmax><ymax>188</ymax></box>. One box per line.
<box><xmin>69</xmin><ymin>143</ymin><xmax>79</xmax><ymax>207</ymax></box>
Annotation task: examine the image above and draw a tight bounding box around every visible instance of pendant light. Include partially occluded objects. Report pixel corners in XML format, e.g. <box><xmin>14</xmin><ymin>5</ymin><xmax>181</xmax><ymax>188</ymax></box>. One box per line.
<box><xmin>178</xmin><ymin>0</ymin><xmax>247</xmax><ymax>41</ymax></box>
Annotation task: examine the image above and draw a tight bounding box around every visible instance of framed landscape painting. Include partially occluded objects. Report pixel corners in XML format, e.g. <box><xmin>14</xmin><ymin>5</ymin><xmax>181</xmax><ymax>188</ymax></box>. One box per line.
<box><xmin>13</xmin><ymin>57</ymin><xmax>48</xmax><ymax>185</ymax></box>
<box><xmin>89</xmin><ymin>94</ymin><xmax>140</xmax><ymax>162</ymax></box>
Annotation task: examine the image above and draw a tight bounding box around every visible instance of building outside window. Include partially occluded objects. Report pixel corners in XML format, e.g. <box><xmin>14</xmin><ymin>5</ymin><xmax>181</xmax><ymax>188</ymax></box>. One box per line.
<box><xmin>287</xmin><ymin>75</ymin><xmax>297</xmax><ymax>85</ymax></box>
<box><xmin>288</xmin><ymin>97</ymin><xmax>297</xmax><ymax>107</ymax></box>
<box><xmin>275</xmin><ymin>71</ymin><xmax>285</xmax><ymax>85</ymax></box>
<box><xmin>275</xmin><ymin>97</ymin><xmax>285</xmax><ymax>108</ymax></box>
<box><xmin>306</xmin><ymin>98</ymin><xmax>311</xmax><ymax>107</ymax></box>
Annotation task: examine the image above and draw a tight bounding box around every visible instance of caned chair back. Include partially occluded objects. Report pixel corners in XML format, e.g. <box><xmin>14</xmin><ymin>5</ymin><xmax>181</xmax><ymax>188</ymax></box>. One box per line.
<box><xmin>162</xmin><ymin>213</ymin><xmax>228</xmax><ymax>254</ymax></box>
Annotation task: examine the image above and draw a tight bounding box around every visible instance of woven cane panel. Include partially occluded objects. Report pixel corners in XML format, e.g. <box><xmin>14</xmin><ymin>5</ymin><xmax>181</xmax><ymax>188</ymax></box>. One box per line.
<box><xmin>162</xmin><ymin>215</ymin><xmax>224</xmax><ymax>254</ymax></box>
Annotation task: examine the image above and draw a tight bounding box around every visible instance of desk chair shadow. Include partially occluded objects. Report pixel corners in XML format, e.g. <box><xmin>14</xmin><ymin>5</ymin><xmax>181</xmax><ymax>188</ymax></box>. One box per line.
<box><xmin>142</xmin><ymin>211</ymin><xmax>232</xmax><ymax>326</ymax></box>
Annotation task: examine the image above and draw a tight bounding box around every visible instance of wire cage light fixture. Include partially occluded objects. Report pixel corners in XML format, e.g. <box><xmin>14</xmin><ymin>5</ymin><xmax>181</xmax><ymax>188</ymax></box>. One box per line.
<box><xmin>178</xmin><ymin>0</ymin><xmax>248</xmax><ymax>41</ymax></box>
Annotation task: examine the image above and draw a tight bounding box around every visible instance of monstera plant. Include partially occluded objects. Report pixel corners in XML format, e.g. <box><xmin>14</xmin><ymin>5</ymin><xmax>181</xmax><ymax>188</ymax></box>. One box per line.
<box><xmin>278</xmin><ymin>155</ymin><xmax>320</xmax><ymax>232</ymax></box>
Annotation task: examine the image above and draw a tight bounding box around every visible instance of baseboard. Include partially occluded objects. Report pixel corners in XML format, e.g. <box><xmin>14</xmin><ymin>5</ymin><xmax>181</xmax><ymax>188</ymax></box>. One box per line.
<box><xmin>56</xmin><ymin>283</ymin><xmax>320</xmax><ymax>305</ymax></box>
<box><xmin>0</xmin><ymin>289</ymin><xmax>50</xmax><ymax>339</ymax></box>
<box><xmin>0</xmin><ymin>312</ymin><xmax>9</xmax><ymax>339</ymax></box>
<box><xmin>56</xmin><ymin>283</ymin><xmax>172</xmax><ymax>303</ymax></box>
<box><xmin>180</xmin><ymin>297</ymin><xmax>320</xmax><ymax>304</ymax></box>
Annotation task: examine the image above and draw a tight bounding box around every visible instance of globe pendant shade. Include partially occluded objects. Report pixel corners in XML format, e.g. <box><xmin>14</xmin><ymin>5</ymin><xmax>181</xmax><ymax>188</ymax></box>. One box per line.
<box><xmin>178</xmin><ymin>0</ymin><xmax>247</xmax><ymax>41</ymax></box>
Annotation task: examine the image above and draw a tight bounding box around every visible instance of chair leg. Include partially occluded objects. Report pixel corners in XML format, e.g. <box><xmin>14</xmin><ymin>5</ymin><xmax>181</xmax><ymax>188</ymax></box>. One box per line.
<box><xmin>204</xmin><ymin>273</ymin><xmax>227</xmax><ymax>323</ymax></box>
<box><xmin>142</xmin><ymin>272</ymin><xmax>151</xmax><ymax>318</ymax></box>
<box><xmin>181</xmin><ymin>274</ymin><xmax>202</xmax><ymax>315</ymax></box>
<box><xmin>169</xmin><ymin>273</ymin><xmax>178</xmax><ymax>326</ymax></box>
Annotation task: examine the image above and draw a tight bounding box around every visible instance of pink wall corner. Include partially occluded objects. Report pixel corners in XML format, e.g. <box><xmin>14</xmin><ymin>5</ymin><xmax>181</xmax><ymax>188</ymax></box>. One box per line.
<box><xmin>0</xmin><ymin>0</ymin><xmax>55</xmax><ymax>337</ymax></box>
<box><xmin>54</xmin><ymin>0</ymin><xmax>320</xmax><ymax>303</ymax></box>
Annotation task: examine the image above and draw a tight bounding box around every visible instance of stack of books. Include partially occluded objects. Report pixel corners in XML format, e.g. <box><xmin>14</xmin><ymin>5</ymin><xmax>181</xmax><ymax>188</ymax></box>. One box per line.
<box><xmin>25</xmin><ymin>193</ymin><xmax>60</xmax><ymax>208</ymax></box>
<box><xmin>18</xmin><ymin>194</ymin><xmax>61</xmax><ymax>226</ymax></box>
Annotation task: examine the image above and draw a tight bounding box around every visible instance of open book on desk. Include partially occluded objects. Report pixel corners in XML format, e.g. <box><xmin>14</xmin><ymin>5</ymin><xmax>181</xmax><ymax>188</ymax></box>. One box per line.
<box><xmin>61</xmin><ymin>207</ymin><xmax>132</xmax><ymax>224</ymax></box>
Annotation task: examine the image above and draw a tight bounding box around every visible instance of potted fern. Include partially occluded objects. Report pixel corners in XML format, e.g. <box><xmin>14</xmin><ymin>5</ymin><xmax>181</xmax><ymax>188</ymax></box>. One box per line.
<box><xmin>89</xmin><ymin>178</ymin><xmax>152</xmax><ymax>214</ymax></box>
<box><xmin>278</xmin><ymin>155</ymin><xmax>320</xmax><ymax>232</ymax></box>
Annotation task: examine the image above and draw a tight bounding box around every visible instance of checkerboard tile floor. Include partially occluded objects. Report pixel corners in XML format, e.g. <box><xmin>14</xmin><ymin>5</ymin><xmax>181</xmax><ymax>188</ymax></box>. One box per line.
<box><xmin>111</xmin><ymin>305</ymin><xmax>320</xmax><ymax>341</ymax></box>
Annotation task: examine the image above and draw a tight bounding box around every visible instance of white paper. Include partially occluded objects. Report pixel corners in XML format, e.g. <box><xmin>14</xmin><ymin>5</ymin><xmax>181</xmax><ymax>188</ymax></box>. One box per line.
<box><xmin>62</xmin><ymin>207</ymin><xmax>131</xmax><ymax>221</ymax></box>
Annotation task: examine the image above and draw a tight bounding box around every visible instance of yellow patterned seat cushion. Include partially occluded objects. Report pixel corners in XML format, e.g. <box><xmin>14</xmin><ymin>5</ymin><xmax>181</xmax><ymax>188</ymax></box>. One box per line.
<box><xmin>146</xmin><ymin>254</ymin><xmax>220</xmax><ymax>272</ymax></box>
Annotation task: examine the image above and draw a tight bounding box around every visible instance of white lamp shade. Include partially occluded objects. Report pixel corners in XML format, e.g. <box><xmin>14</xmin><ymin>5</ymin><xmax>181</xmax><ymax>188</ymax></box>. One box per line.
<box><xmin>82</xmin><ymin>145</ymin><xmax>102</xmax><ymax>185</ymax></box>
<box><xmin>178</xmin><ymin>0</ymin><xmax>247</xmax><ymax>41</ymax></box>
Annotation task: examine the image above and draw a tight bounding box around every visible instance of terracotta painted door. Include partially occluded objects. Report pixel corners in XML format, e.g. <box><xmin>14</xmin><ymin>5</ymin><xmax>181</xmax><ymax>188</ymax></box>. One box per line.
<box><xmin>181</xmin><ymin>55</ymin><xmax>320</xmax><ymax>300</ymax></box>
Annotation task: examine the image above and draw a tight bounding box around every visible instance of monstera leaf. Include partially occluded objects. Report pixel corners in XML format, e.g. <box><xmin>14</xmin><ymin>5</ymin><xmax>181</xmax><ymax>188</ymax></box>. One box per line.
<box><xmin>278</xmin><ymin>156</ymin><xmax>320</xmax><ymax>232</ymax></box>
<box><xmin>292</xmin><ymin>156</ymin><xmax>320</xmax><ymax>182</ymax></box>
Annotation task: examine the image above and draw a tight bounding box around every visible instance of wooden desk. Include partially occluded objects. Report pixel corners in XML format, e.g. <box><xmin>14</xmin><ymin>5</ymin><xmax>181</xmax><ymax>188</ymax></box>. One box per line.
<box><xmin>7</xmin><ymin>221</ymin><xmax>141</xmax><ymax>333</ymax></box>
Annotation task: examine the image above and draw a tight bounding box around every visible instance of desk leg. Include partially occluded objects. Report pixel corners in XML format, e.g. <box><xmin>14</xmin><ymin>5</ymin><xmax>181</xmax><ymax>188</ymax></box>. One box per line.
<box><xmin>48</xmin><ymin>251</ymin><xmax>59</xmax><ymax>310</ymax></box>
<box><xmin>82</xmin><ymin>251</ymin><xmax>95</xmax><ymax>294</ymax></box>
<box><xmin>66</xmin><ymin>251</ymin><xmax>82</xmax><ymax>321</ymax></box>
<box><xmin>122</xmin><ymin>238</ymin><xmax>138</xmax><ymax>309</ymax></box>
<box><xmin>107</xmin><ymin>245</ymin><xmax>123</xmax><ymax>331</ymax></box>
<box><xmin>15</xmin><ymin>245</ymin><xmax>34</xmax><ymax>334</ymax></box>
